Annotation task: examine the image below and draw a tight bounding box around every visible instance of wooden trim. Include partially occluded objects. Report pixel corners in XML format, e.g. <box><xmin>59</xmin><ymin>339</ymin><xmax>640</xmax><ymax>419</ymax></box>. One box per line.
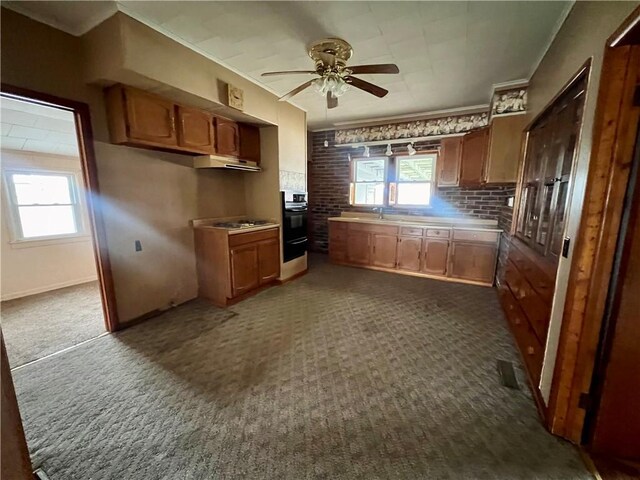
<box><xmin>607</xmin><ymin>5</ymin><xmax>640</xmax><ymax>47</ymax></box>
<box><xmin>546</xmin><ymin>45</ymin><xmax>640</xmax><ymax>442</ymax></box>
<box><xmin>276</xmin><ymin>268</ymin><xmax>308</xmax><ymax>285</ymax></box>
<box><xmin>0</xmin><ymin>84</ymin><xmax>120</xmax><ymax>332</ymax></box>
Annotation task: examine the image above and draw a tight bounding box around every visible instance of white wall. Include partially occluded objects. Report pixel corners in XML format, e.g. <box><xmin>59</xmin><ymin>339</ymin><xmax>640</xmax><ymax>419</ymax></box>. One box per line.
<box><xmin>0</xmin><ymin>150</ymin><xmax>98</xmax><ymax>300</ymax></box>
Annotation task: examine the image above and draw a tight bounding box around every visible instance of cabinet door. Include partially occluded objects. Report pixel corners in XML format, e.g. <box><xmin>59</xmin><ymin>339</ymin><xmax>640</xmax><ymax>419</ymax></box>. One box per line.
<box><xmin>459</xmin><ymin>127</ymin><xmax>489</xmax><ymax>186</ymax></box>
<box><xmin>396</xmin><ymin>236</ymin><xmax>422</xmax><ymax>271</ymax></box>
<box><xmin>437</xmin><ymin>136</ymin><xmax>462</xmax><ymax>186</ymax></box>
<box><xmin>239</xmin><ymin>124</ymin><xmax>261</xmax><ymax>164</ymax></box>
<box><xmin>177</xmin><ymin>106</ymin><xmax>214</xmax><ymax>153</ymax></box>
<box><xmin>450</xmin><ymin>242</ymin><xmax>497</xmax><ymax>284</ymax></box>
<box><xmin>371</xmin><ymin>234</ymin><xmax>397</xmax><ymax>268</ymax></box>
<box><xmin>422</xmin><ymin>239</ymin><xmax>449</xmax><ymax>276</ymax></box>
<box><xmin>346</xmin><ymin>232</ymin><xmax>371</xmax><ymax>265</ymax></box>
<box><xmin>215</xmin><ymin>118</ymin><xmax>240</xmax><ymax>156</ymax></box>
<box><xmin>258</xmin><ymin>239</ymin><xmax>280</xmax><ymax>285</ymax></box>
<box><xmin>485</xmin><ymin>115</ymin><xmax>526</xmax><ymax>183</ymax></box>
<box><xmin>124</xmin><ymin>88</ymin><xmax>177</xmax><ymax>146</ymax></box>
<box><xmin>230</xmin><ymin>244</ymin><xmax>259</xmax><ymax>296</ymax></box>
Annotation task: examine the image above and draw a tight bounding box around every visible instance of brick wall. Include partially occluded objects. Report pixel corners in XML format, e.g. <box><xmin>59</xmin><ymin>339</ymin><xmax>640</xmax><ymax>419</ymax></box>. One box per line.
<box><xmin>309</xmin><ymin>130</ymin><xmax>516</xmax><ymax>253</ymax></box>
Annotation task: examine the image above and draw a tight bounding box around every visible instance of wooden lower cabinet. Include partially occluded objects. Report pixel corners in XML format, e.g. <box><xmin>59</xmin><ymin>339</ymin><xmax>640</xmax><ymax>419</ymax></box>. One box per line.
<box><xmin>329</xmin><ymin>220</ymin><xmax>499</xmax><ymax>286</ymax></box>
<box><xmin>397</xmin><ymin>236</ymin><xmax>422</xmax><ymax>271</ymax></box>
<box><xmin>195</xmin><ymin>227</ymin><xmax>280</xmax><ymax>307</ymax></box>
<box><xmin>347</xmin><ymin>232</ymin><xmax>371</xmax><ymax>265</ymax></box>
<box><xmin>422</xmin><ymin>239</ymin><xmax>449</xmax><ymax>275</ymax></box>
<box><xmin>372</xmin><ymin>234</ymin><xmax>398</xmax><ymax>268</ymax></box>
<box><xmin>450</xmin><ymin>242</ymin><xmax>498</xmax><ymax>284</ymax></box>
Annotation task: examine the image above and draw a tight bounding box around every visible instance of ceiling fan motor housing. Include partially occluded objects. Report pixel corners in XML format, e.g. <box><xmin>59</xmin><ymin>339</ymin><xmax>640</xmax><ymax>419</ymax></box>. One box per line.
<box><xmin>308</xmin><ymin>38</ymin><xmax>353</xmax><ymax>73</ymax></box>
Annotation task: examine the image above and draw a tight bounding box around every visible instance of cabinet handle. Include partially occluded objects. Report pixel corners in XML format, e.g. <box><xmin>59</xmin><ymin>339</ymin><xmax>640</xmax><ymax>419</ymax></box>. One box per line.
<box><xmin>527</xmin><ymin>346</ymin><xmax>535</xmax><ymax>356</ymax></box>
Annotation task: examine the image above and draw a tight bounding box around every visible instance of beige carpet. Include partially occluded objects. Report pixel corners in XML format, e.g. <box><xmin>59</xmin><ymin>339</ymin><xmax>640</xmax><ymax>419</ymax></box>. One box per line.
<box><xmin>1</xmin><ymin>281</ymin><xmax>105</xmax><ymax>368</ymax></box>
<box><xmin>12</xmin><ymin>257</ymin><xmax>590</xmax><ymax>479</ymax></box>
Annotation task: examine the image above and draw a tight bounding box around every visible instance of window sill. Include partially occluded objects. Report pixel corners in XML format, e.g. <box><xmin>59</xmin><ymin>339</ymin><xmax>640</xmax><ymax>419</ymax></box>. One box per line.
<box><xmin>9</xmin><ymin>234</ymin><xmax>92</xmax><ymax>249</ymax></box>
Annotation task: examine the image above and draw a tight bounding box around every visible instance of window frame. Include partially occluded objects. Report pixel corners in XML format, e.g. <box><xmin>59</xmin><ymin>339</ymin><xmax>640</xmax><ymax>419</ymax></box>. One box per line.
<box><xmin>349</xmin><ymin>156</ymin><xmax>388</xmax><ymax>207</ymax></box>
<box><xmin>2</xmin><ymin>168</ymin><xmax>88</xmax><ymax>243</ymax></box>
<box><xmin>389</xmin><ymin>151</ymin><xmax>438</xmax><ymax>208</ymax></box>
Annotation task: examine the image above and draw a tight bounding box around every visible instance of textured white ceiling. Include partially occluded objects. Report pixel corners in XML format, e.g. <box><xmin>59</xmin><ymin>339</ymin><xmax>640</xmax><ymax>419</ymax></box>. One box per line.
<box><xmin>1</xmin><ymin>98</ymin><xmax>79</xmax><ymax>156</ymax></box>
<box><xmin>4</xmin><ymin>1</ymin><xmax>572</xmax><ymax>129</ymax></box>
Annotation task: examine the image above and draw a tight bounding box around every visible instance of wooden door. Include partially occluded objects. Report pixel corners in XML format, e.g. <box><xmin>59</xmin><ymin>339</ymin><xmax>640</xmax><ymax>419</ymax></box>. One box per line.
<box><xmin>124</xmin><ymin>88</ymin><xmax>177</xmax><ymax>146</ymax></box>
<box><xmin>371</xmin><ymin>234</ymin><xmax>397</xmax><ymax>268</ymax></box>
<box><xmin>396</xmin><ymin>236</ymin><xmax>422</xmax><ymax>271</ymax></box>
<box><xmin>258</xmin><ymin>239</ymin><xmax>280</xmax><ymax>285</ymax></box>
<box><xmin>485</xmin><ymin>115</ymin><xmax>527</xmax><ymax>183</ymax></box>
<box><xmin>459</xmin><ymin>127</ymin><xmax>489</xmax><ymax>186</ymax></box>
<box><xmin>230</xmin><ymin>244</ymin><xmax>259</xmax><ymax>296</ymax></box>
<box><xmin>422</xmin><ymin>239</ymin><xmax>449</xmax><ymax>276</ymax></box>
<box><xmin>215</xmin><ymin>118</ymin><xmax>240</xmax><ymax>156</ymax></box>
<box><xmin>177</xmin><ymin>106</ymin><xmax>214</xmax><ymax>153</ymax></box>
<box><xmin>450</xmin><ymin>242</ymin><xmax>497</xmax><ymax>283</ymax></box>
<box><xmin>438</xmin><ymin>136</ymin><xmax>462</xmax><ymax>186</ymax></box>
<box><xmin>239</xmin><ymin>124</ymin><xmax>261</xmax><ymax>164</ymax></box>
<box><xmin>346</xmin><ymin>232</ymin><xmax>371</xmax><ymax>265</ymax></box>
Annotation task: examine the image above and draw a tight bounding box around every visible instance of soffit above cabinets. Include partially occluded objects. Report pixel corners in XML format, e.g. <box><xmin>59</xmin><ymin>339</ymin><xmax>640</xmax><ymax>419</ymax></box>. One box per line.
<box><xmin>4</xmin><ymin>1</ymin><xmax>572</xmax><ymax>130</ymax></box>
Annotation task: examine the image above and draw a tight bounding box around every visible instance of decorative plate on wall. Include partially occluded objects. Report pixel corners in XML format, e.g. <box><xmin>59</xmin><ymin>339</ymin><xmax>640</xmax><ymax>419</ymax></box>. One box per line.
<box><xmin>227</xmin><ymin>84</ymin><xmax>244</xmax><ymax>111</ymax></box>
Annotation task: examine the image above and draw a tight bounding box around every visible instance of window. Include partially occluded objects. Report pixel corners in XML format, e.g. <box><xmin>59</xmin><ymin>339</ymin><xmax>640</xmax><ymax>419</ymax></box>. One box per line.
<box><xmin>391</xmin><ymin>154</ymin><xmax>436</xmax><ymax>206</ymax></box>
<box><xmin>4</xmin><ymin>170</ymin><xmax>84</xmax><ymax>240</ymax></box>
<box><xmin>350</xmin><ymin>157</ymin><xmax>386</xmax><ymax>206</ymax></box>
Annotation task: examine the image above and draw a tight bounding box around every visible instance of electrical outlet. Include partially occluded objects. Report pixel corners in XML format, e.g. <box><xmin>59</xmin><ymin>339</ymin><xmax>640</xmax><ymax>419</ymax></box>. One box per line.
<box><xmin>135</xmin><ymin>240</ymin><xmax>142</xmax><ymax>252</ymax></box>
<box><xmin>507</xmin><ymin>196</ymin><xmax>514</xmax><ymax>207</ymax></box>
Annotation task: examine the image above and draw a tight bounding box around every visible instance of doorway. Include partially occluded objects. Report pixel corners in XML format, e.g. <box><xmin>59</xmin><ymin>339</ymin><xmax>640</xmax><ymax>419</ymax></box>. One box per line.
<box><xmin>0</xmin><ymin>86</ymin><xmax>118</xmax><ymax>369</ymax></box>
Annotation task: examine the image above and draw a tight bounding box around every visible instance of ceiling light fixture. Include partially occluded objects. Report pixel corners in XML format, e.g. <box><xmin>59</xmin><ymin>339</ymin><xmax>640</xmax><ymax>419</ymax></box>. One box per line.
<box><xmin>407</xmin><ymin>143</ymin><xmax>416</xmax><ymax>156</ymax></box>
<box><xmin>363</xmin><ymin>145</ymin><xmax>370</xmax><ymax>157</ymax></box>
<box><xmin>385</xmin><ymin>144</ymin><xmax>393</xmax><ymax>156</ymax></box>
<box><xmin>313</xmin><ymin>73</ymin><xmax>350</xmax><ymax>98</ymax></box>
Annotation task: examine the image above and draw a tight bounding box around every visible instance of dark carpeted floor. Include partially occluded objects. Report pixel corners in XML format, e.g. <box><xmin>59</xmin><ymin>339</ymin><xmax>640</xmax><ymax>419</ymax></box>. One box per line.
<box><xmin>12</xmin><ymin>258</ymin><xmax>590</xmax><ymax>479</ymax></box>
<box><xmin>1</xmin><ymin>281</ymin><xmax>105</xmax><ymax>368</ymax></box>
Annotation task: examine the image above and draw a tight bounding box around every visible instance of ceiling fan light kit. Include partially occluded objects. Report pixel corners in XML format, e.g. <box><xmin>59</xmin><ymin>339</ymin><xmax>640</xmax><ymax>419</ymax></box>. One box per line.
<box><xmin>262</xmin><ymin>38</ymin><xmax>400</xmax><ymax>109</ymax></box>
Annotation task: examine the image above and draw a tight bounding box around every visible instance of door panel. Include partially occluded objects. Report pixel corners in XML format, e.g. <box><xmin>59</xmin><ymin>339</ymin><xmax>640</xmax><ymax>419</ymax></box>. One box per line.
<box><xmin>215</xmin><ymin>118</ymin><xmax>240</xmax><ymax>156</ymax></box>
<box><xmin>459</xmin><ymin>127</ymin><xmax>489</xmax><ymax>186</ymax></box>
<box><xmin>230</xmin><ymin>244</ymin><xmax>259</xmax><ymax>296</ymax></box>
<box><xmin>125</xmin><ymin>88</ymin><xmax>176</xmax><ymax>145</ymax></box>
<box><xmin>438</xmin><ymin>137</ymin><xmax>462</xmax><ymax>186</ymax></box>
<box><xmin>397</xmin><ymin>237</ymin><xmax>422</xmax><ymax>271</ymax></box>
<box><xmin>450</xmin><ymin>242</ymin><xmax>497</xmax><ymax>283</ymax></box>
<box><xmin>258</xmin><ymin>239</ymin><xmax>280</xmax><ymax>284</ymax></box>
<box><xmin>346</xmin><ymin>232</ymin><xmax>370</xmax><ymax>265</ymax></box>
<box><xmin>239</xmin><ymin>124</ymin><xmax>261</xmax><ymax>163</ymax></box>
<box><xmin>422</xmin><ymin>239</ymin><xmax>449</xmax><ymax>276</ymax></box>
<box><xmin>177</xmin><ymin>106</ymin><xmax>214</xmax><ymax>153</ymax></box>
<box><xmin>371</xmin><ymin>234</ymin><xmax>397</xmax><ymax>268</ymax></box>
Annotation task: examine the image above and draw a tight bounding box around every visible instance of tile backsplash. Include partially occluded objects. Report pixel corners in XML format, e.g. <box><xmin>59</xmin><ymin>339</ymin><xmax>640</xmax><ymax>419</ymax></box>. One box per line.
<box><xmin>279</xmin><ymin>169</ymin><xmax>306</xmax><ymax>193</ymax></box>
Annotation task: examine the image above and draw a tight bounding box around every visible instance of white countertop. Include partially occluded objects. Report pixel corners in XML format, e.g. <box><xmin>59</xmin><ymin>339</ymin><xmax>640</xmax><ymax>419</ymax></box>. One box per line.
<box><xmin>191</xmin><ymin>217</ymin><xmax>280</xmax><ymax>234</ymax></box>
<box><xmin>328</xmin><ymin>214</ymin><xmax>502</xmax><ymax>233</ymax></box>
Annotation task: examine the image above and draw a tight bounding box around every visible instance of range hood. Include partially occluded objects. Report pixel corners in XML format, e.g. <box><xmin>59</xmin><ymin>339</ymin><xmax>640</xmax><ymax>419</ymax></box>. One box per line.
<box><xmin>193</xmin><ymin>154</ymin><xmax>261</xmax><ymax>172</ymax></box>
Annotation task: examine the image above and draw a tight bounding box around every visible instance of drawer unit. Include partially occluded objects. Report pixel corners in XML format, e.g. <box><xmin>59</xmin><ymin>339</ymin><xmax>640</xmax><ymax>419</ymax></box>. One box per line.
<box><xmin>348</xmin><ymin>222</ymin><xmax>398</xmax><ymax>235</ymax></box>
<box><xmin>453</xmin><ymin>229</ymin><xmax>499</xmax><ymax>243</ymax></box>
<box><xmin>330</xmin><ymin>221</ymin><xmax>347</xmax><ymax>232</ymax></box>
<box><xmin>228</xmin><ymin>228</ymin><xmax>278</xmax><ymax>247</ymax></box>
<box><xmin>508</xmin><ymin>242</ymin><xmax>555</xmax><ymax>303</ymax></box>
<box><xmin>400</xmin><ymin>226</ymin><xmax>424</xmax><ymax>237</ymax></box>
<box><xmin>426</xmin><ymin>228</ymin><xmax>451</xmax><ymax>239</ymax></box>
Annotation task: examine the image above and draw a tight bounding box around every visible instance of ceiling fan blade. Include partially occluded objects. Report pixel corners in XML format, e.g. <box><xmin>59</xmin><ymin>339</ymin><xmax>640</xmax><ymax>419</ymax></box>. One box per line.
<box><xmin>279</xmin><ymin>79</ymin><xmax>316</xmax><ymax>101</ymax></box>
<box><xmin>347</xmin><ymin>64</ymin><xmax>400</xmax><ymax>75</ymax></box>
<box><xmin>327</xmin><ymin>91</ymin><xmax>338</xmax><ymax>109</ymax></box>
<box><xmin>344</xmin><ymin>76</ymin><xmax>388</xmax><ymax>98</ymax></box>
<box><xmin>261</xmin><ymin>70</ymin><xmax>317</xmax><ymax>77</ymax></box>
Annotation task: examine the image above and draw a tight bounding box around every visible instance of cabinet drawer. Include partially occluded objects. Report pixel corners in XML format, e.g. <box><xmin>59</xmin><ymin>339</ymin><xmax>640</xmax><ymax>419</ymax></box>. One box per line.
<box><xmin>329</xmin><ymin>221</ymin><xmax>347</xmax><ymax>232</ymax></box>
<box><xmin>453</xmin><ymin>229</ymin><xmax>499</xmax><ymax>243</ymax></box>
<box><xmin>426</xmin><ymin>228</ymin><xmax>451</xmax><ymax>239</ymax></box>
<box><xmin>348</xmin><ymin>222</ymin><xmax>398</xmax><ymax>235</ymax></box>
<box><xmin>400</xmin><ymin>226</ymin><xmax>423</xmax><ymax>237</ymax></box>
<box><xmin>508</xmin><ymin>244</ymin><xmax>554</xmax><ymax>303</ymax></box>
<box><xmin>498</xmin><ymin>284</ymin><xmax>544</xmax><ymax>384</ymax></box>
<box><xmin>228</xmin><ymin>228</ymin><xmax>278</xmax><ymax>247</ymax></box>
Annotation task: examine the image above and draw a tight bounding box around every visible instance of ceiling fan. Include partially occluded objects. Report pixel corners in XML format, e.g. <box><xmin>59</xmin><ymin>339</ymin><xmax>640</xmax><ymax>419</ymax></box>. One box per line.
<box><xmin>262</xmin><ymin>38</ymin><xmax>400</xmax><ymax>109</ymax></box>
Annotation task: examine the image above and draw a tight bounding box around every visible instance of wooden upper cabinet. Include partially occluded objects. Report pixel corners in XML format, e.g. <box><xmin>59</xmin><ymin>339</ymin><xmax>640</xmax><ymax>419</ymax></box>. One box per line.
<box><xmin>230</xmin><ymin>244</ymin><xmax>260</xmax><ymax>297</ymax></box>
<box><xmin>422</xmin><ymin>239</ymin><xmax>449</xmax><ymax>276</ymax></box>
<box><xmin>437</xmin><ymin>137</ymin><xmax>462</xmax><ymax>186</ymax></box>
<box><xmin>485</xmin><ymin>115</ymin><xmax>527</xmax><ymax>183</ymax></box>
<box><xmin>215</xmin><ymin>118</ymin><xmax>240</xmax><ymax>156</ymax></box>
<box><xmin>239</xmin><ymin>124</ymin><xmax>261</xmax><ymax>164</ymax></box>
<box><xmin>346</xmin><ymin>232</ymin><xmax>371</xmax><ymax>265</ymax></box>
<box><xmin>397</xmin><ymin>237</ymin><xmax>422</xmax><ymax>272</ymax></box>
<box><xmin>450</xmin><ymin>242</ymin><xmax>497</xmax><ymax>284</ymax></box>
<box><xmin>176</xmin><ymin>106</ymin><xmax>214</xmax><ymax>154</ymax></box>
<box><xmin>106</xmin><ymin>85</ymin><xmax>177</xmax><ymax>147</ymax></box>
<box><xmin>258</xmin><ymin>239</ymin><xmax>280</xmax><ymax>285</ymax></box>
<box><xmin>371</xmin><ymin>234</ymin><xmax>398</xmax><ymax>268</ymax></box>
<box><xmin>459</xmin><ymin>127</ymin><xmax>490</xmax><ymax>186</ymax></box>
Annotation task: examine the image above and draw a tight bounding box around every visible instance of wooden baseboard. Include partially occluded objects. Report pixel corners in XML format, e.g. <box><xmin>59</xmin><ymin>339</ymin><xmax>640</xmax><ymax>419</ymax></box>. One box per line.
<box><xmin>276</xmin><ymin>268</ymin><xmax>308</xmax><ymax>285</ymax></box>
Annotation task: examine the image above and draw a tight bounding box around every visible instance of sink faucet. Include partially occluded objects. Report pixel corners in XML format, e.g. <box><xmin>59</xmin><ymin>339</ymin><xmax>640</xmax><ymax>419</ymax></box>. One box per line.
<box><xmin>373</xmin><ymin>207</ymin><xmax>384</xmax><ymax>219</ymax></box>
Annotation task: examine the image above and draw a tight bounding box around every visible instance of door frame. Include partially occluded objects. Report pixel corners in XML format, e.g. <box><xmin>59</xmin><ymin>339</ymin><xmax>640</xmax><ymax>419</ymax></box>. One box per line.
<box><xmin>545</xmin><ymin>7</ymin><xmax>640</xmax><ymax>443</ymax></box>
<box><xmin>1</xmin><ymin>84</ymin><xmax>120</xmax><ymax>332</ymax></box>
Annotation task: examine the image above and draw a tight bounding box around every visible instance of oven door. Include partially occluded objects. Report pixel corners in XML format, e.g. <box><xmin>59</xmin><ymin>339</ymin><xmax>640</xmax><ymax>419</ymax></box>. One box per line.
<box><xmin>284</xmin><ymin>236</ymin><xmax>307</xmax><ymax>262</ymax></box>
<box><xmin>283</xmin><ymin>207</ymin><xmax>307</xmax><ymax>241</ymax></box>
